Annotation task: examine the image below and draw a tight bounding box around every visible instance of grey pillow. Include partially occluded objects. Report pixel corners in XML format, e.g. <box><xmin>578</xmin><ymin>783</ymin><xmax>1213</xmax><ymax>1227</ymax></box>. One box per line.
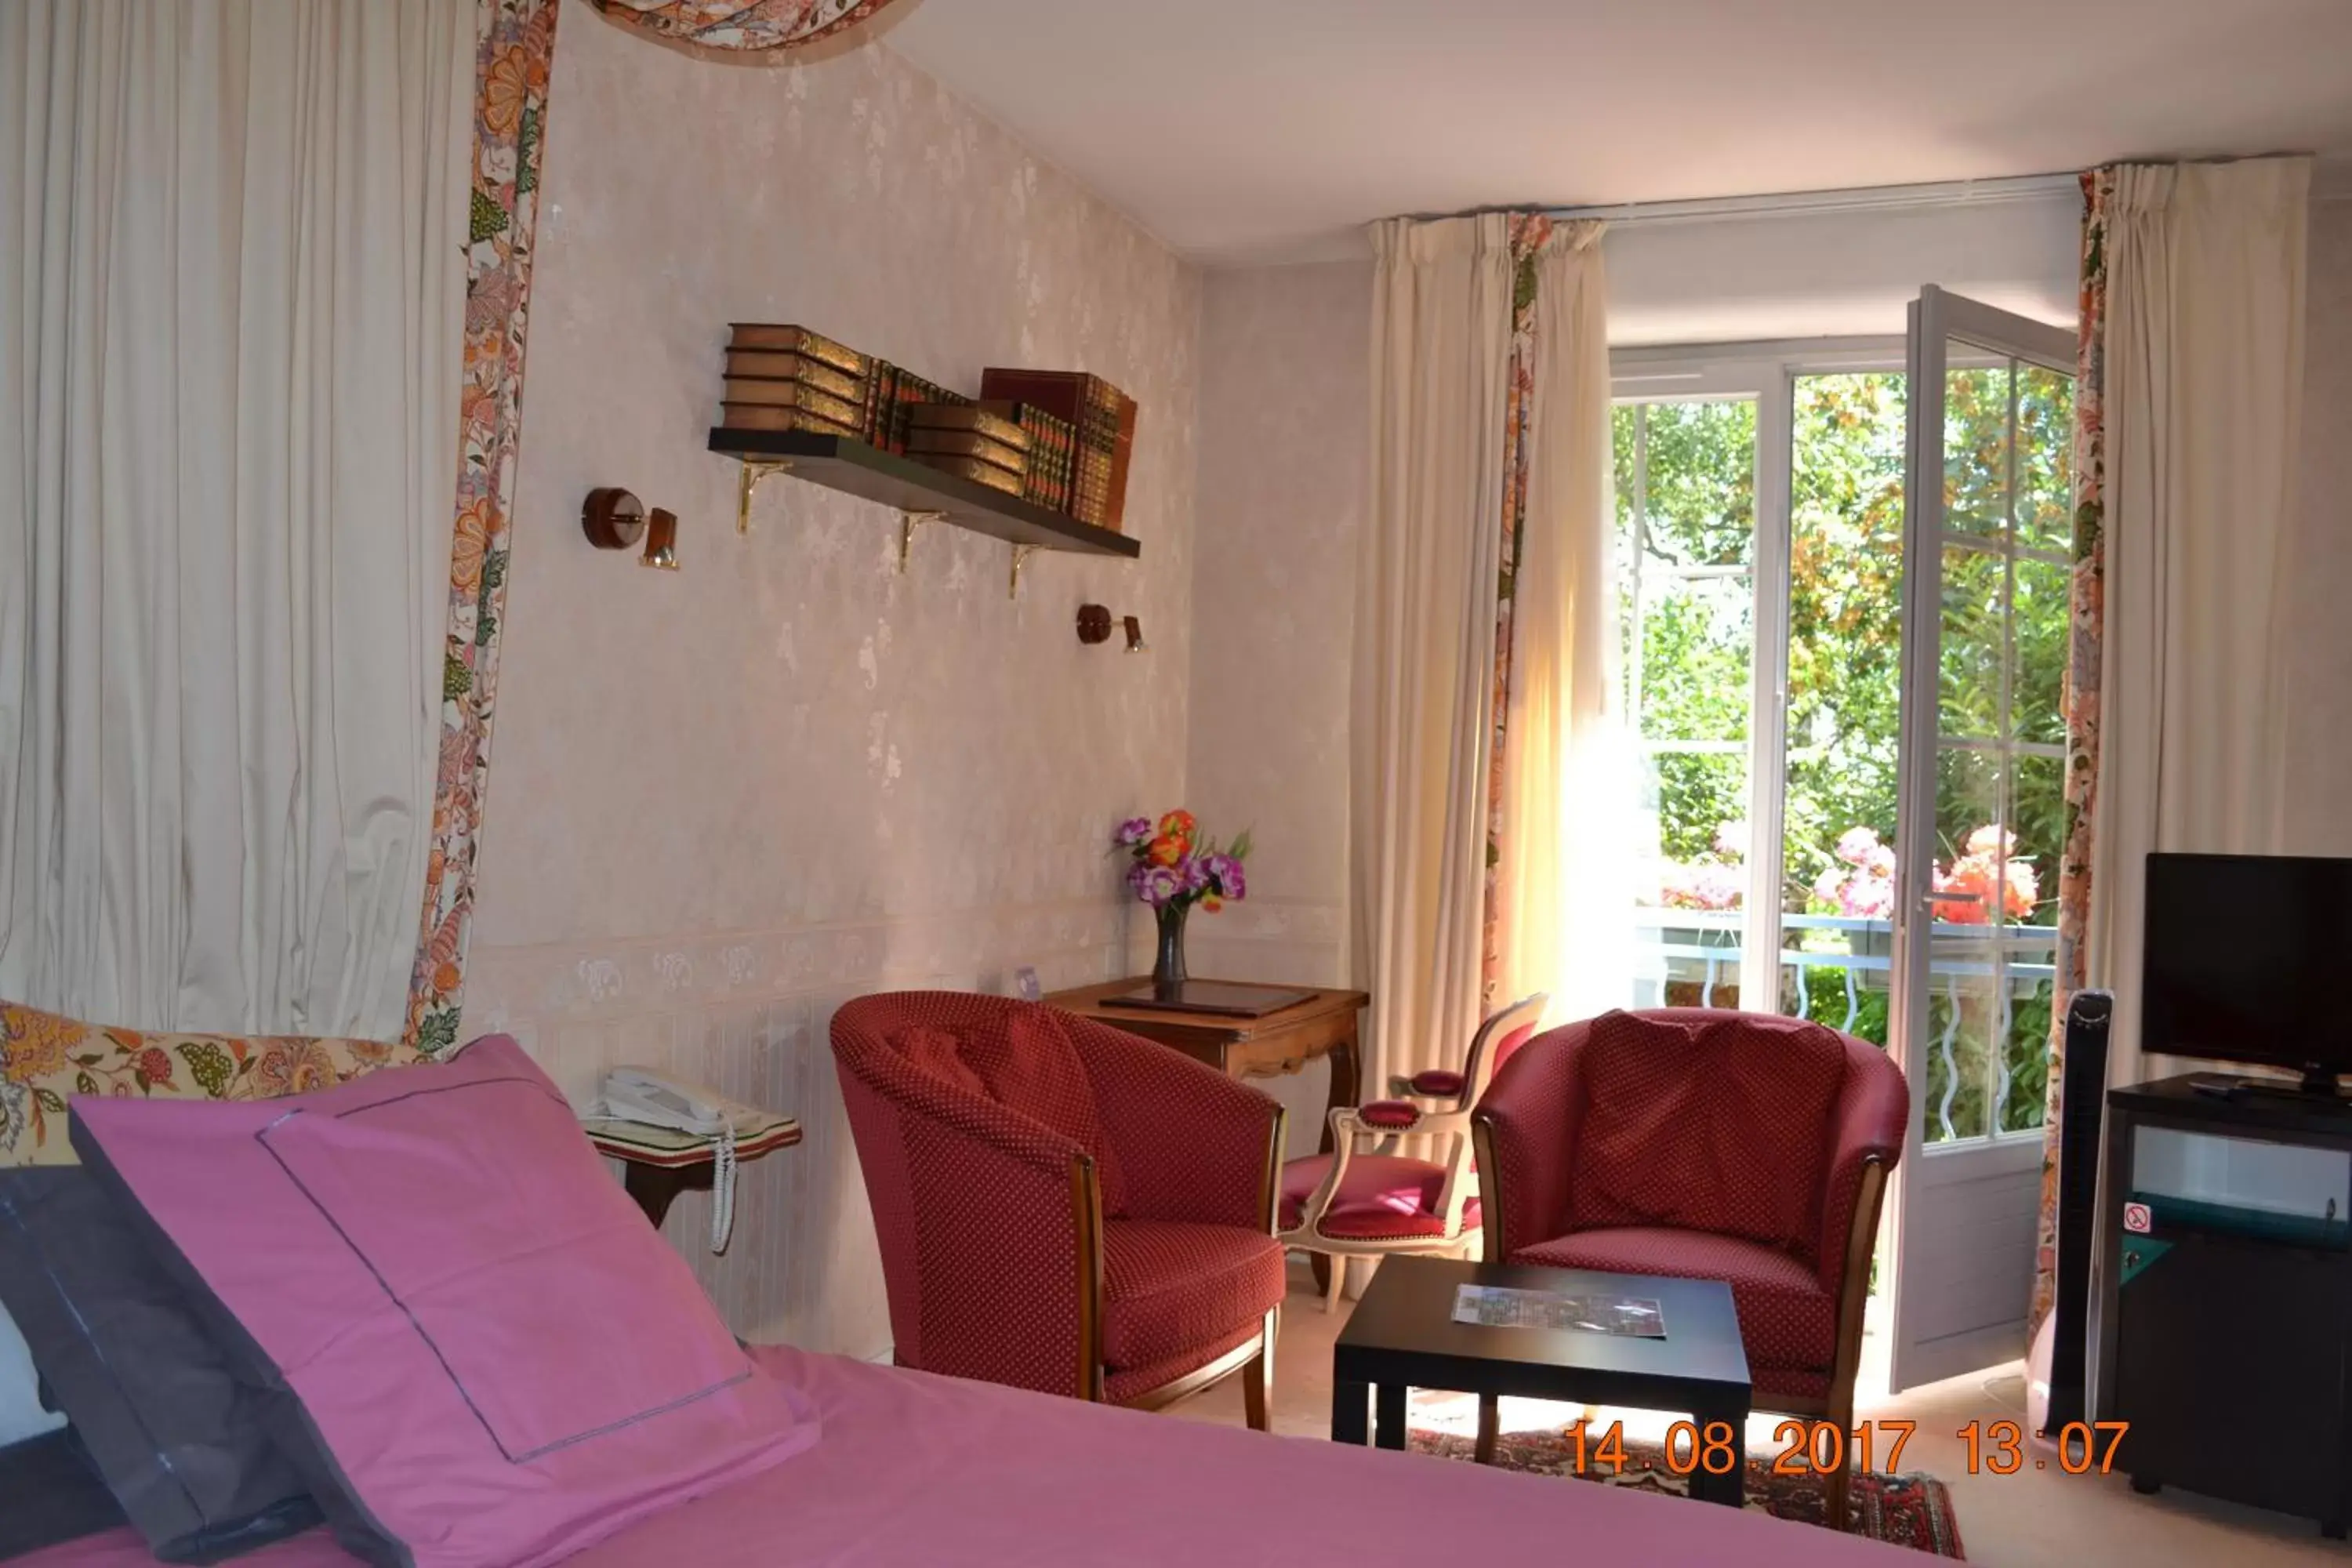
<box><xmin>0</xmin><ymin>1426</ymin><xmax>127</xmax><ymax>1560</ymax></box>
<box><xmin>0</xmin><ymin>1169</ymin><xmax>321</xmax><ymax>1563</ymax></box>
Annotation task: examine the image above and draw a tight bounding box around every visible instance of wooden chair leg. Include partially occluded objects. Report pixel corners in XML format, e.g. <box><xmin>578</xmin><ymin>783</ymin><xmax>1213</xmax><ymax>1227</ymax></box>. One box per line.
<box><xmin>1322</xmin><ymin>1253</ymin><xmax>1345</xmax><ymax>1313</ymax></box>
<box><xmin>1474</xmin><ymin>1393</ymin><xmax>1501</xmax><ymax>1465</ymax></box>
<box><xmin>1243</xmin><ymin>1307</ymin><xmax>1278</xmax><ymax>1433</ymax></box>
<box><xmin>1821</xmin><ymin>1421</ymin><xmax>1853</xmax><ymax>1530</ymax></box>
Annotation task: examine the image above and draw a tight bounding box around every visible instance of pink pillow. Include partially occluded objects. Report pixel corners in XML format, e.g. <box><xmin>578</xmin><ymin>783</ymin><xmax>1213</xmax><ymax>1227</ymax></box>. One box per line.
<box><xmin>69</xmin><ymin>1036</ymin><xmax>819</xmax><ymax>1568</ymax></box>
<box><xmin>1567</xmin><ymin>1011</ymin><xmax>1847</xmax><ymax>1254</ymax></box>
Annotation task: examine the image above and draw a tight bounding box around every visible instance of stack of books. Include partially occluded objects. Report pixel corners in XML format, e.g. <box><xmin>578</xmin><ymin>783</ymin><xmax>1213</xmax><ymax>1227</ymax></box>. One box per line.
<box><xmin>719</xmin><ymin>325</ymin><xmax>870</xmax><ymax>436</ymax></box>
<box><xmin>978</xmin><ymin>369</ymin><xmax>1137</xmax><ymax>532</ymax></box>
<box><xmin>978</xmin><ymin>400</ymin><xmax>1076</xmax><ymax>514</ymax></box>
<box><xmin>905</xmin><ymin>405</ymin><xmax>1028</xmax><ymax>497</ymax></box>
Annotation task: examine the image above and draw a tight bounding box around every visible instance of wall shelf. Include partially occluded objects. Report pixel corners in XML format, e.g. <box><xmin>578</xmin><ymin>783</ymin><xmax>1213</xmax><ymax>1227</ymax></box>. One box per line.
<box><xmin>709</xmin><ymin>428</ymin><xmax>1142</xmax><ymax>562</ymax></box>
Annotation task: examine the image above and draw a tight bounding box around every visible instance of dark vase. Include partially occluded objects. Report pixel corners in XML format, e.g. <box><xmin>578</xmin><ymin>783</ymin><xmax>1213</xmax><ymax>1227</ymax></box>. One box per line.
<box><xmin>1151</xmin><ymin>901</ymin><xmax>1190</xmax><ymax>1000</ymax></box>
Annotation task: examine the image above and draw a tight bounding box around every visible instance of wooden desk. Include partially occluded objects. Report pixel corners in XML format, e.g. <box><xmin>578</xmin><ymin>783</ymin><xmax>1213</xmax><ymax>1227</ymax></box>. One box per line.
<box><xmin>1047</xmin><ymin>975</ymin><xmax>1366</xmax><ymax>1167</ymax></box>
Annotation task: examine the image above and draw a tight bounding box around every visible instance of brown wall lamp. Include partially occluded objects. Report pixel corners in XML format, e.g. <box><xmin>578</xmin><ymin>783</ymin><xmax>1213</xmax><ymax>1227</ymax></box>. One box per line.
<box><xmin>582</xmin><ymin>488</ymin><xmax>681</xmax><ymax>570</ymax></box>
<box><xmin>1076</xmin><ymin>604</ymin><xmax>1145</xmax><ymax>652</ymax></box>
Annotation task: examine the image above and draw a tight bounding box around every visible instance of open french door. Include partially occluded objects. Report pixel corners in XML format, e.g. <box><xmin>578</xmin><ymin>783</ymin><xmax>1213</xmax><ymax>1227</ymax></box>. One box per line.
<box><xmin>1885</xmin><ymin>286</ymin><xmax>2078</xmax><ymax>1394</ymax></box>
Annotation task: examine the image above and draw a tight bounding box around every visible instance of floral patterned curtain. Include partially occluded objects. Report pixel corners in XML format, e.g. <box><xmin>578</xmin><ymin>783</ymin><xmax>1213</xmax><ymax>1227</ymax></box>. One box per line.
<box><xmin>404</xmin><ymin>0</ymin><xmax>561</xmax><ymax>1054</ymax></box>
<box><xmin>1479</xmin><ymin>215</ymin><xmax>1555</xmax><ymax>1004</ymax></box>
<box><xmin>2028</xmin><ymin>167</ymin><xmax>2112</xmax><ymax>1329</ymax></box>
<box><xmin>586</xmin><ymin>0</ymin><xmax>902</xmax><ymax>50</ymax></box>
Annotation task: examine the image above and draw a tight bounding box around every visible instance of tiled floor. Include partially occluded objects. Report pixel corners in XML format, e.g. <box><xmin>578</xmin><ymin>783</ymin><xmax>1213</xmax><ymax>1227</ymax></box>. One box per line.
<box><xmin>1167</xmin><ymin>1262</ymin><xmax>2346</xmax><ymax>1566</ymax></box>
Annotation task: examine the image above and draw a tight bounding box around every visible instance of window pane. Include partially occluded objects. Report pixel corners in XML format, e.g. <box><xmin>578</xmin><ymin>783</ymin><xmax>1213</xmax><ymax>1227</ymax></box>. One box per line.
<box><xmin>1639</xmin><ymin>574</ymin><xmax>1752</xmax><ymax>744</ymax></box>
<box><xmin>1633</xmin><ymin>750</ymin><xmax>1751</xmax><ymax>1011</ymax></box>
<box><xmin>1639</xmin><ymin>401</ymin><xmax>1755</xmax><ymax>568</ymax></box>
<box><xmin>2016</xmin><ymin>365</ymin><xmax>2075</xmax><ymax>555</ymax></box>
<box><xmin>1781</xmin><ymin>372</ymin><xmax>1907</xmax><ymax>1048</ymax></box>
<box><xmin>1943</xmin><ymin>358</ymin><xmax>2015</xmax><ymax>540</ymax></box>
<box><xmin>2013</xmin><ymin>554</ymin><xmax>2070</xmax><ymax>747</ymax></box>
<box><xmin>1938</xmin><ymin>544</ymin><xmax>2005</xmax><ymax>742</ymax></box>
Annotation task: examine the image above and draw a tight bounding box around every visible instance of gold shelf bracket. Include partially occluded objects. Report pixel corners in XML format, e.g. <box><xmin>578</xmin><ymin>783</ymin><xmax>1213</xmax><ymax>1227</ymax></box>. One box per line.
<box><xmin>735</xmin><ymin>459</ymin><xmax>793</xmax><ymax>536</ymax></box>
<box><xmin>1007</xmin><ymin>544</ymin><xmax>1040</xmax><ymax>601</ymax></box>
<box><xmin>898</xmin><ymin>510</ymin><xmax>945</xmax><ymax>574</ymax></box>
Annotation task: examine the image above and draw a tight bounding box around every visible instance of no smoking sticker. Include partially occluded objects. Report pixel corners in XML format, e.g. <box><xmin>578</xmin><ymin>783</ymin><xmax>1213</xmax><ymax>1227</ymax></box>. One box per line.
<box><xmin>2122</xmin><ymin>1202</ymin><xmax>2152</xmax><ymax>1234</ymax></box>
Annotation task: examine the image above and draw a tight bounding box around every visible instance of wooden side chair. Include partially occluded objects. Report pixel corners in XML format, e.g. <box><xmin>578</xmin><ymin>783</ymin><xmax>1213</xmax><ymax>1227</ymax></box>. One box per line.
<box><xmin>1277</xmin><ymin>993</ymin><xmax>1548</xmax><ymax>1309</ymax></box>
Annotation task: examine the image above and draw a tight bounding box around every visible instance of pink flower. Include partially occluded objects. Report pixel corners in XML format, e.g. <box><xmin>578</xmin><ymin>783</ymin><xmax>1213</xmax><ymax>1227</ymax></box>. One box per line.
<box><xmin>1114</xmin><ymin>816</ymin><xmax>1154</xmax><ymax>849</ymax></box>
<box><xmin>1835</xmin><ymin>827</ymin><xmax>1883</xmax><ymax>868</ymax></box>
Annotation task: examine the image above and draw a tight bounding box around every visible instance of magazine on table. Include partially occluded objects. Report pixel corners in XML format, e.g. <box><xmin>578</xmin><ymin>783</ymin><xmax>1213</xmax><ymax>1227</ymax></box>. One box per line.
<box><xmin>1452</xmin><ymin>1283</ymin><xmax>1667</xmax><ymax>1337</ymax></box>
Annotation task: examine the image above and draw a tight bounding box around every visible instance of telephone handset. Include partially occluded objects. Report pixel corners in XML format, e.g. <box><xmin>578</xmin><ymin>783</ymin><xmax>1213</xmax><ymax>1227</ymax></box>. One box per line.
<box><xmin>597</xmin><ymin>1069</ymin><xmax>764</xmax><ymax>1253</ymax></box>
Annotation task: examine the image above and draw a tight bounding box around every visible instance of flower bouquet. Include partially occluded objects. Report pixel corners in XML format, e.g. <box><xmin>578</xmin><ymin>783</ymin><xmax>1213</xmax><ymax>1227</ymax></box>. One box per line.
<box><xmin>1114</xmin><ymin>811</ymin><xmax>1250</xmax><ymax>996</ymax></box>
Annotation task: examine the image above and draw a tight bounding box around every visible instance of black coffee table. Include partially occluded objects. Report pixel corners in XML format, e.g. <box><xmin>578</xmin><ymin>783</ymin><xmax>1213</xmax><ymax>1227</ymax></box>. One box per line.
<box><xmin>1331</xmin><ymin>1256</ymin><xmax>1753</xmax><ymax>1506</ymax></box>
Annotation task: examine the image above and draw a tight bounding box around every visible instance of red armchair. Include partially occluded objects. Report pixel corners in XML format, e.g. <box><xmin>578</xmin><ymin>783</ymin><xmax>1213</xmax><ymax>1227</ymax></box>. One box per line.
<box><xmin>832</xmin><ymin>992</ymin><xmax>1290</xmax><ymax>1428</ymax></box>
<box><xmin>1472</xmin><ymin>1008</ymin><xmax>1907</xmax><ymax>1528</ymax></box>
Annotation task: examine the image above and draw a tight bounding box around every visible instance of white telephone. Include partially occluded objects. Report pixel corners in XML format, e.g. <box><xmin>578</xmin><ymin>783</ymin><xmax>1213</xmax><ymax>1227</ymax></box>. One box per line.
<box><xmin>596</xmin><ymin>1069</ymin><xmax>766</xmax><ymax>1253</ymax></box>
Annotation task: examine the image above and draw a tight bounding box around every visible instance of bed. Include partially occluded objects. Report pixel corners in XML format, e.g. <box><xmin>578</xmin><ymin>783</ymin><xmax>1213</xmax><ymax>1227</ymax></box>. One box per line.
<box><xmin>22</xmin><ymin>1344</ymin><xmax>1912</xmax><ymax>1566</ymax></box>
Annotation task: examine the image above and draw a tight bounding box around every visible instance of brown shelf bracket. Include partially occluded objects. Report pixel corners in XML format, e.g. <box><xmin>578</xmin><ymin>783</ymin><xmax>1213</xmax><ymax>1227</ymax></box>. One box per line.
<box><xmin>898</xmin><ymin>510</ymin><xmax>944</xmax><ymax>574</ymax></box>
<box><xmin>735</xmin><ymin>459</ymin><xmax>793</xmax><ymax>536</ymax></box>
<box><xmin>1007</xmin><ymin>544</ymin><xmax>1039</xmax><ymax>601</ymax></box>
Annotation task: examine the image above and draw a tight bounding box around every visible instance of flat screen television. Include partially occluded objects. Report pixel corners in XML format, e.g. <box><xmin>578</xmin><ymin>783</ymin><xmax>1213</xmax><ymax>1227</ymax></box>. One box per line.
<box><xmin>2142</xmin><ymin>852</ymin><xmax>2352</xmax><ymax>1091</ymax></box>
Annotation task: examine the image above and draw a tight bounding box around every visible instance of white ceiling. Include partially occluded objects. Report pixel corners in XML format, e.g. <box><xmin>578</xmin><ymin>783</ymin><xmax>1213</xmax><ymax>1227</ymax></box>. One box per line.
<box><xmin>878</xmin><ymin>0</ymin><xmax>2352</xmax><ymax>265</ymax></box>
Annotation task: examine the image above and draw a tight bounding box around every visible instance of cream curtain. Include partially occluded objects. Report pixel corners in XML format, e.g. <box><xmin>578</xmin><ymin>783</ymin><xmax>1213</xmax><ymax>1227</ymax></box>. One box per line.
<box><xmin>1351</xmin><ymin>214</ymin><xmax>1516</xmax><ymax>1093</ymax></box>
<box><xmin>1494</xmin><ymin>223</ymin><xmax>1630</xmax><ymax>1022</ymax></box>
<box><xmin>2088</xmin><ymin>157</ymin><xmax>2311</xmax><ymax>1085</ymax></box>
<box><xmin>0</xmin><ymin>0</ymin><xmax>470</xmax><ymax>1037</ymax></box>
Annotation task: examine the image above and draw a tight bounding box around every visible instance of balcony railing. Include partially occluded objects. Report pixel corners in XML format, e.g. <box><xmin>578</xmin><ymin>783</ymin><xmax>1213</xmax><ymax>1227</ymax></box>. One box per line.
<box><xmin>1632</xmin><ymin>908</ymin><xmax>2057</xmax><ymax>1145</ymax></box>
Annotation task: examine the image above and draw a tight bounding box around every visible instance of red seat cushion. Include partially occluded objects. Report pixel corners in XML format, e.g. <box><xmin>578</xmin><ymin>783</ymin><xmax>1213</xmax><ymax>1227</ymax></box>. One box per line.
<box><xmin>1517</xmin><ymin>1226</ymin><xmax>1837</xmax><ymax>1374</ymax></box>
<box><xmin>1407</xmin><ymin>1069</ymin><xmax>1467</xmax><ymax>1098</ymax></box>
<box><xmin>1568</xmin><ymin>1010</ymin><xmax>1847</xmax><ymax>1254</ymax></box>
<box><xmin>1279</xmin><ymin>1153</ymin><xmax>1479</xmax><ymax>1240</ymax></box>
<box><xmin>1100</xmin><ymin>1219</ymin><xmax>1284</xmax><ymax>1371</ymax></box>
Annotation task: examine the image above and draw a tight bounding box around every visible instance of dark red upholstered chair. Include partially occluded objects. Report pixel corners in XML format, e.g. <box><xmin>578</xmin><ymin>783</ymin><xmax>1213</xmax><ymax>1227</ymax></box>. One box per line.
<box><xmin>1276</xmin><ymin>993</ymin><xmax>1547</xmax><ymax>1310</ymax></box>
<box><xmin>832</xmin><ymin>991</ymin><xmax>1289</xmax><ymax>1429</ymax></box>
<box><xmin>1472</xmin><ymin>1007</ymin><xmax>1907</xmax><ymax>1528</ymax></box>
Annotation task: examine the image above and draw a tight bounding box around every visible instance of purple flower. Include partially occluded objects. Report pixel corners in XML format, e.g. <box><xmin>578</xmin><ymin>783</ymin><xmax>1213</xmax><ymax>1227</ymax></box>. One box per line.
<box><xmin>1114</xmin><ymin>816</ymin><xmax>1154</xmax><ymax>849</ymax></box>
<box><xmin>1207</xmin><ymin>853</ymin><xmax>1246</xmax><ymax>902</ymax></box>
<box><xmin>1180</xmin><ymin>855</ymin><xmax>1212</xmax><ymax>893</ymax></box>
<box><xmin>1138</xmin><ymin>864</ymin><xmax>1183</xmax><ymax>908</ymax></box>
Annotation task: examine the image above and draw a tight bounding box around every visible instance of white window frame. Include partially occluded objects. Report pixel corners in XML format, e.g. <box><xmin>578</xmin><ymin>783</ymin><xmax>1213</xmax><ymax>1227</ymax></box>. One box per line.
<box><xmin>1612</xmin><ymin>337</ymin><xmax>1905</xmax><ymax>1011</ymax></box>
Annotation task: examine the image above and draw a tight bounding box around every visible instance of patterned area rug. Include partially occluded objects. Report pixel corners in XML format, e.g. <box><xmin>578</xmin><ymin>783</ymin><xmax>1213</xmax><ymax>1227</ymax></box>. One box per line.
<box><xmin>1409</xmin><ymin>1425</ymin><xmax>1966</xmax><ymax>1559</ymax></box>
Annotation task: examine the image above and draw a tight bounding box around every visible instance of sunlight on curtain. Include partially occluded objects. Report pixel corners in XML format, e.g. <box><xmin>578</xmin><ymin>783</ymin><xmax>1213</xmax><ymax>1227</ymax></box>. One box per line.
<box><xmin>0</xmin><ymin>0</ymin><xmax>471</xmax><ymax>1037</ymax></box>
<box><xmin>1495</xmin><ymin>222</ymin><xmax>1634</xmax><ymax>1023</ymax></box>
<box><xmin>1352</xmin><ymin>215</ymin><xmax>1515</xmax><ymax>1094</ymax></box>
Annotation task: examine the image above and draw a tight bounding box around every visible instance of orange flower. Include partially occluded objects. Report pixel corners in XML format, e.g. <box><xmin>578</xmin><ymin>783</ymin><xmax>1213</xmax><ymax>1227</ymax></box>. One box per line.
<box><xmin>451</xmin><ymin>501</ymin><xmax>491</xmax><ymax>594</ymax></box>
<box><xmin>1156</xmin><ymin>810</ymin><xmax>1196</xmax><ymax>847</ymax></box>
<box><xmin>256</xmin><ymin>1040</ymin><xmax>336</xmax><ymax>1098</ymax></box>
<box><xmin>1</xmin><ymin>1004</ymin><xmax>84</xmax><ymax>1084</ymax></box>
<box><xmin>433</xmin><ymin>960</ymin><xmax>463</xmax><ymax>996</ymax></box>
<box><xmin>1146</xmin><ymin>835</ymin><xmax>1184</xmax><ymax>867</ymax></box>
<box><xmin>481</xmin><ymin>46</ymin><xmax>529</xmax><ymax>139</ymax></box>
<box><xmin>1201</xmin><ymin>894</ymin><xmax>1224</xmax><ymax>913</ymax></box>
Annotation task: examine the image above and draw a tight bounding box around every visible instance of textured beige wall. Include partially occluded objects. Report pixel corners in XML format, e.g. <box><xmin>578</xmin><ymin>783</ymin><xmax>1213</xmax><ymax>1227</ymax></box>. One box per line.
<box><xmin>463</xmin><ymin>16</ymin><xmax>1198</xmax><ymax>1356</ymax></box>
<box><xmin>1184</xmin><ymin>261</ymin><xmax>1370</xmax><ymax>1149</ymax></box>
<box><xmin>2283</xmin><ymin>199</ymin><xmax>2352</xmax><ymax>854</ymax></box>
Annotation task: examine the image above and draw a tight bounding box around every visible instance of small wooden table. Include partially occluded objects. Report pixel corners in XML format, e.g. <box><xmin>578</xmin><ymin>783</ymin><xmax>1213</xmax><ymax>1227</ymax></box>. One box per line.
<box><xmin>1333</xmin><ymin>1256</ymin><xmax>1753</xmax><ymax>1507</ymax></box>
<box><xmin>583</xmin><ymin>1114</ymin><xmax>802</xmax><ymax>1227</ymax></box>
<box><xmin>1046</xmin><ymin>977</ymin><xmax>1366</xmax><ymax>1152</ymax></box>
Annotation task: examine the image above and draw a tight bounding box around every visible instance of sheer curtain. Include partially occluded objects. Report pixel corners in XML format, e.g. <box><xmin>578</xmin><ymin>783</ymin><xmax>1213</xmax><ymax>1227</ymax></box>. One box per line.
<box><xmin>1494</xmin><ymin>223</ymin><xmax>1629</xmax><ymax>1022</ymax></box>
<box><xmin>1351</xmin><ymin>215</ymin><xmax>1516</xmax><ymax>1094</ymax></box>
<box><xmin>2087</xmin><ymin>156</ymin><xmax>2311</xmax><ymax>1085</ymax></box>
<box><xmin>0</xmin><ymin>0</ymin><xmax>470</xmax><ymax>1037</ymax></box>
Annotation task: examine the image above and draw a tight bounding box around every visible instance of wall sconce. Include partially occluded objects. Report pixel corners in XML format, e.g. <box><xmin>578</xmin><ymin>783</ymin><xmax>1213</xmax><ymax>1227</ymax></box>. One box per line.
<box><xmin>583</xmin><ymin>488</ymin><xmax>681</xmax><ymax>571</ymax></box>
<box><xmin>1076</xmin><ymin>604</ymin><xmax>1146</xmax><ymax>652</ymax></box>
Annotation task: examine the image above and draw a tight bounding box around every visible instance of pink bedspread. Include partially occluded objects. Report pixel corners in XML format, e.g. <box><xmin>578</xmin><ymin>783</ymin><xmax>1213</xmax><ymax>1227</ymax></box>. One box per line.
<box><xmin>26</xmin><ymin>1346</ymin><xmax>1912</xmax><ymax>1566</ymax></box>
